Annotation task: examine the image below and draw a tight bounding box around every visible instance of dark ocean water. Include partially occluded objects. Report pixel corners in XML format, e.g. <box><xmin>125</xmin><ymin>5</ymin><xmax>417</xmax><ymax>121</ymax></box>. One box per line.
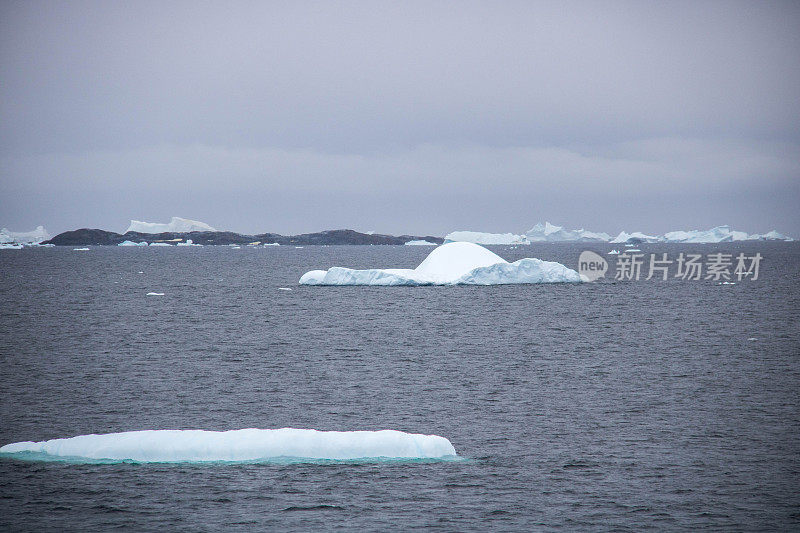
<box><xmin>1</xmin><ymin>243</ymin><xmax>798</xmax><ymax>531</ymax></box>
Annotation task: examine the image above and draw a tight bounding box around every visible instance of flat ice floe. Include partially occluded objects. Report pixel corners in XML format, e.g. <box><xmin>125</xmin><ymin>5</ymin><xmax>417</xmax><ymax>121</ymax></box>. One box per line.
<box><xmin>0</xmin><ymin>428</ymin><xmax>457</xmax><ymax>463</ymax></box>
<box><xmin>300</xmin><ymin>241</ymin><xmax>581</xmax><ymax>285</ymax></box>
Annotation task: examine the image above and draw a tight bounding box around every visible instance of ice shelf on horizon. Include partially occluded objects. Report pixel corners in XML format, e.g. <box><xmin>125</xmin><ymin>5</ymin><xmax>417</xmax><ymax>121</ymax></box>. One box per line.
<box><xmin>125</xmin><ymin>217</ymin><xmax>217</xmax><ymax>234</ymax></box>
<box><xmin>444</xmin><ymin>222</ymin><xmax>793</xmax><ymax>244</ymax></box>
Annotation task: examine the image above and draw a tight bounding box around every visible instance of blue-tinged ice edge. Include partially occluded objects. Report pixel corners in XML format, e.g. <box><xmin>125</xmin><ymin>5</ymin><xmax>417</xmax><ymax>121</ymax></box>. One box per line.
<box><xmin>0</xmin><ymin>450</ymin><xmax>465</xmax><ymax>466</ymax></box>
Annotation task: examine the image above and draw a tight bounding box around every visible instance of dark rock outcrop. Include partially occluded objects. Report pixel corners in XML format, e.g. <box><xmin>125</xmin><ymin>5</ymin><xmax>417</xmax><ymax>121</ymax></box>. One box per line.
<box><xmin>46</xmin><ymin>229</ymin><xmax>126</xmax><ymax>246</ymax></box>
<box><xmin>43</xmin><ymin>228</ymin><xmax>444</xmax><ymax>246</ymax></box>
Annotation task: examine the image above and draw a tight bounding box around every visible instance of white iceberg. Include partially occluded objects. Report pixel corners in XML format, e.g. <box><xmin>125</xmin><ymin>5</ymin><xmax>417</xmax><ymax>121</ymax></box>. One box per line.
<box><xmin>663</xmin><ymin>225</ymin><xmax>751</xmax><ymax>243</ymax></box>
<box><xmin>0</xmin><ymin>225</ymin><xmax>51</xmax><ymax>244</ymax></box>
<box><xmin>610</xmin><ymin>231</ymin><xmax>662</xmax><ymax>244</ymax></box>
<box><xmin>444</xmin><ymin>231</ymin><xmax>528</xmax><ymax>245</ymax></box>
<box><xmin>263</xmin><ymin>242</ymin><xmax>280</xmax><ymax>247</ymax></box>
<box><xmin>759</xmin><ymin>230</ymin><xmax>793</xmax><ymax>241</ymax></box>
<box><xmin>299</xmin><ymin>241</ymin><xmax>581</xmax><ymax>286</ymax></box>
<box><xmin>404</xmin><ymin>240</ymin><xmax>437</xmax><ymax>246</ymax></box>
<box><xmin>608</xmin><ymin>249</ymin><xmax>620</xmax><ymax>255</ymax></box>
<box><xmin>0</xmin><ymin>428</ymin><xmax>457</xmax><ymax>463</ymax></box>
<box><xmin>612</xmin><ymin>225</ymin><xmax>793</xmax><ymax>243</ymax></box>
<box><xmin>526</xmin><ymin>222</ymin><xmax>610</xmax><ymax>242</ymax></box>
<box><xmin>176</xmin><ymin>239</ymin><xmax>202</xmax><ymax>247</ymax></box>
<box><xmin>73</xmin><ymin>247</ymin><xmax>90</xmax><ymax>251</ymax></box>
<box><xmin>125</xmin><ymin>217</ymin><xmax>216</xmax><ymax>234</ymax></box>
<box><xmin>0</xmin><ymin>243</ymin><xmax>24</xmax><ymax>249</ymax></box>
<box><xmin>118</xmin><ymin>240</ymin><xmax>148</xmax><ymax>246</ymax></box>
<box><xmin>148</xmin><ymin>242</ymin><xmax>172</xmax><ymax>247</ymax></box>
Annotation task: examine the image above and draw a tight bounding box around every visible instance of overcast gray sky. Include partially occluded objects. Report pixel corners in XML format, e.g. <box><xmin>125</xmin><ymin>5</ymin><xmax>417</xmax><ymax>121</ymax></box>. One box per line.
<box><xmin>1</xmin><ymin>0</ymin><xmax>799</xmax><ymax>236</ymax></box>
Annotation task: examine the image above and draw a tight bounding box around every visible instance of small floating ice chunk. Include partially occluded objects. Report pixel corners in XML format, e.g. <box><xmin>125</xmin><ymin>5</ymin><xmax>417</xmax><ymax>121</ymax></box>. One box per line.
<box><xmin>607</xmin><ymin>249</ymin><xmax>620</xmax><ymax>255</ymax></box>
<box><xmin>73</xmin><ymin>247</ymin><xmax>90</xmax><ymax>251</ymax></box>
<box><xmin>747</xmin><ymin>337</ymin><xmax>757</xmax><ymax>341</ymax></box>
<box><xmin>278</xmin><ymin>287</ymin><xmax>292</xmax><ymax>291</ymax></box>
<box><xmin>146</xmin><ymin>292</ymin><xmax>165</xmax><ymax>296</ymax></box>
<box><xmin>0</xmin><ymin>428</ymin><xmax>458</xmax><ymax>463</ymax></box>
<box><xmin>300</xmin><ymin>241</ymin><xmax>580</xmax><ymax>286</ymax></box>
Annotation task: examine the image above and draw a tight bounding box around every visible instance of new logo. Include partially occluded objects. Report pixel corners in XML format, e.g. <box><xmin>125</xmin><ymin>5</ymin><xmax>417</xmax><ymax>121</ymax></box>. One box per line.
<box><xmin>578</xmin><ymin>250</ymin><xmax>608</xmax><ymax>281</ymax></box>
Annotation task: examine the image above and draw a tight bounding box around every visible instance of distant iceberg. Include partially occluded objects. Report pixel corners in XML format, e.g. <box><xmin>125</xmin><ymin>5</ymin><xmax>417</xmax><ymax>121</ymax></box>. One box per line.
<box><xmin>444</xmin><ymin>231</ymin><xmax>528</xmax><ymax>245</ymax></box>
<box><xmin>610</xmin><ymin>231</ymin><xmax>661</xmax><ymax>244</ymax></box>
<box><xmin>0</xmin><ymin>225</ymin><xmax>51</xmax><ymax>245</ymax></box>
<box><xmin>0</xmin><ymin>428</ymin><xmax>457</xmax><ymax>463</ymax></box>
<box><xmin>176</xmin><ymin>239</ymin><xmax>202</xmax><ymax>247</ymax></box>
<box><xmin>758</xmin><ymin>230</ymin><xmax>793</xmax><ymax>241</ymax></box>
<box><xmin>662</xmin><ymin>225</ymin><xmax>752</xmax><ymax>243</ymax></box>
<box><xmin>300</xmin><ymin>241</ymin><xmax>581</xmax><ymax>285</ymax></box>
<box><xmin>526</xmin><ymin>222</ymin><xmax>610</xmax><ymax>242</ymax></box>
<box><xmin>404</xmin><ymin>240</ymin><xmax>437</xmax><ymax>246</ymax></box>
<box><xmin>611</xmin><ymin>225</ymin><xmax>794</xmax><ymax>243</ymax></box>
<box><xmin>443</xmin><ymin>223</ymin><xmax>610</xmax><ymax>244</ymax></box>
<box><xmin>126</xmin><ymin>217</ymin><xmax>216</xmax><ymax>234</ymax></box>
<box><xmin>445</xmin><ymin>222</ymin><xmax>793</xmax><ymax>244</ymax></box>
<box><xmin>118</xmin><ymin>240</ymin><xmax>148</xmax><ymax>246</ymax></box>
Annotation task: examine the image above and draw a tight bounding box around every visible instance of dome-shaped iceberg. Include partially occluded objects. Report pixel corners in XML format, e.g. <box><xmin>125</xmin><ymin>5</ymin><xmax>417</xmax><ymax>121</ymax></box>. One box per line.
<box><xmin>299</xmin><ymin>241</ymin><xmax>581</xmax><ymax>286</ymax></box>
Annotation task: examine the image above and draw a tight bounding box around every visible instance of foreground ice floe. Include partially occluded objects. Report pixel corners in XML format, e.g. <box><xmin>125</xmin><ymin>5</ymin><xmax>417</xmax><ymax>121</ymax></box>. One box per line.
<box><xmin>125</xmin><ymin>217</ymin><xmax>217</xmax><ymax>234</ymax></box>
<box><xmin>300</xmin><ymin>241</ymin><xmax>581</xmax><ymax>285</ymax></box>
<box><xmin>0</xmin><ymin>428</ymin><xmax>458</xmax><ymax>463</ymax></box>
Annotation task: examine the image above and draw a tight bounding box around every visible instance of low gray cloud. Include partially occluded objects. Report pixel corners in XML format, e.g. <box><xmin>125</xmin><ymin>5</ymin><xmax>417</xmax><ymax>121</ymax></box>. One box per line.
<box><xmin>1</xmin><ymin>1</ymin><xmax>799</xmax><ymax>235</ymax></box>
